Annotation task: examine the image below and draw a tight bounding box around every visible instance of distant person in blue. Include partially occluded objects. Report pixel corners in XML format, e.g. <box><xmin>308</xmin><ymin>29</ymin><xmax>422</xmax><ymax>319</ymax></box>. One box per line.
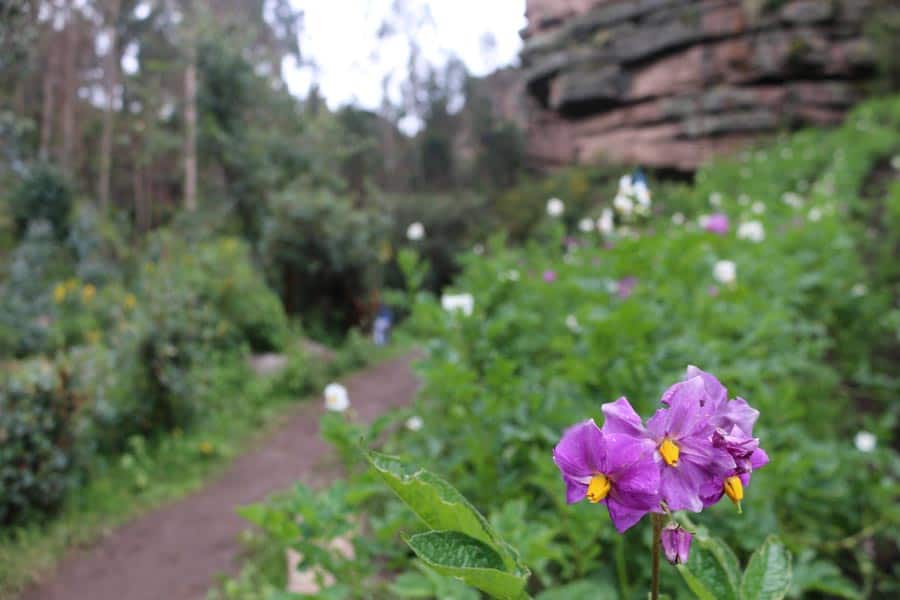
<box><xmin>373</xmin><ymin>305</ymin><xmax>393</xmax><ymax>346</ymax></box>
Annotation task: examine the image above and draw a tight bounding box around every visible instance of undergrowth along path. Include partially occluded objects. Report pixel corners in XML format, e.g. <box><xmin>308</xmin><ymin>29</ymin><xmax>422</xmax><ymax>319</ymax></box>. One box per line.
<box><xmin>20</xmin><ymin>353</ymin><xmax>419</xmax><ymax>600</ymax></box>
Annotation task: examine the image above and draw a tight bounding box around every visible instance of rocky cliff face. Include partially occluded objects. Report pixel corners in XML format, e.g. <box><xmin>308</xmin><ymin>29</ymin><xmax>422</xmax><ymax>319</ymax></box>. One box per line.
<box><xmin>519</xmin><ymin>0</ymin><xmax>877</xmax><ymax>170</ymax></box>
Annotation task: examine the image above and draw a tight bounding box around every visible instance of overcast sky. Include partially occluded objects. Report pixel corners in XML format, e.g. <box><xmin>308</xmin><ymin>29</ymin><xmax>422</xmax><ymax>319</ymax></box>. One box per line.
<box><xmin>283</xmin><ymin>0</ymin><xmax>527</xmax><ymax>111</ymax></box>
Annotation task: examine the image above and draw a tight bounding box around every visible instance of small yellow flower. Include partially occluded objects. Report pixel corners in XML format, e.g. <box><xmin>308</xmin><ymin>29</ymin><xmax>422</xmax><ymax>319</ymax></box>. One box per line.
<box><xmin>82</xmin><ymin>284</ymin><xmax>96</xmax><ymax>302</ymax></box>
<box><xmin>53</xmin><ymin>284</ymin><xmax>67</xmax><ymax>304</ymax></box>
<box><xmin>198</xmin><ymin>441</ymin><xmax>215</xmax><ymax>455</ymax></box>
<box><xmin>124</xmin><ymin>293</ymin><xmax>137</xmax><ymax>310</ymax></box>
<box><xmin>65</xmin><ymin>278</ymin><xmax>78</xmax><ymax>292</ymax></box>
<box><xmin>86</xmin><ymin>330</ymin><xmax>101</xmax><ymax>344</ymax></box>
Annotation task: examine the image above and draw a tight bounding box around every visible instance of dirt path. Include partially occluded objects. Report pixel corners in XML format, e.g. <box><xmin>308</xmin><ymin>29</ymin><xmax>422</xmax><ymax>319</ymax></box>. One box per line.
<box><xmin>20</xmin><ymin>354</ymin><xmax>419</xmax><ymax>600</ymax></box>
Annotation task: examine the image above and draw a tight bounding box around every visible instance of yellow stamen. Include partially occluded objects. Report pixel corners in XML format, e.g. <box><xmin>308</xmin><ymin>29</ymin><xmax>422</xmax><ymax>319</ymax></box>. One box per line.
<box><xmin>586</xmin><ymin>474</ymin><xmax>611</xmax><ymax>503</ymax></box>
<box><xmin>724</xmin><ymin>475</ymin><xmax>744</xmax><ymax>513</ymax></box>
<box><xmin>659</xmin><ymin>438</ymin><xmax>680</xmax><ymax>466</ymax></box>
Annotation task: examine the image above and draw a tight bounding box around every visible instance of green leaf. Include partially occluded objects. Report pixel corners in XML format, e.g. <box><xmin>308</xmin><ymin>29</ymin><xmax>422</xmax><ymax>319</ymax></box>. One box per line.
<box><xmin>405</xmin><ymin>531</ymin><xmax>530</xmax><ymax>600</ymax></box>
<box><xmin>676</xmin><ymin>535</ymin><xmax>740</xmax><ymax>600</ymax></box>
<box><xmin>365</xmin><ymin>450</ymin><xmax>522</xmax><ymax>572</ymax></box>
<box><xmin>535</xmin><ymin>579</ymin><xmax>617</xmax><ymax>599</ymax></box>
<box><xmin>740</xmin><ymin>536</ymin><xmax>792</xmax><ymax>600</ymax></box>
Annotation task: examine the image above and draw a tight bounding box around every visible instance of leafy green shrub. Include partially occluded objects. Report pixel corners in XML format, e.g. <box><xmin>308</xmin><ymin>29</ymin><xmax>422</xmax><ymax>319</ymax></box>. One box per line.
<box><xmin>8</xmin><ymin>164</ymin><xmax>73</xmax><ymax>240</ymax></box>
<box><xmin>0</xmin><ymin>359</ymin><xmax>82</xmax><ymax>524</ymax></box>
<box><xmin>0</xmin><ymin>221</ymin><xmax>70</xmax><ymax>356</ymax></box>
<box><xmin>261</xmin><ymin>187</ymin><xmax>386</xmax><ymax>334</ymax></box>
<box><xmin>67</xmin><ymin>204</ymin><xmax>131</xmax><ymax>286</ymax></box>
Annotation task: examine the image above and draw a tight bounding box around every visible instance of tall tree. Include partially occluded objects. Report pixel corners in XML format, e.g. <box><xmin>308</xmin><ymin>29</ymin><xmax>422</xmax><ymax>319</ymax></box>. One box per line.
<box><xmin>98</xmin><ymin>0</ymin><xmax>121</xmax><ymax>210</ymax></box>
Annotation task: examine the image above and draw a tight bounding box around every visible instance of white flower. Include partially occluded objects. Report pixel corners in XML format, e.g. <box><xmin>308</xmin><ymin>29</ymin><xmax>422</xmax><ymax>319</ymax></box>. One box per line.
<box><xmin>851</xmin><ymin>283</ymin><xmax>867</xmax><ymax>297</ymax></box>
<box><xmin>782</xmin><ymin>192</ymin><xmax>804</xmax><ymax>208</ymax></box>
<box><xmin>854</xmin><ymin>431</ymin><xmax>876</xmax><ymax>452</ymax></box>
<box><xmin>406</xmin><ymin>222</ymin><xmax>425</xmax><ymax>241</ymax></box>
<box><xmin>709</xmin><ymin>192</ymin><xmax>723</xmax><ymax>207</ymax></box>
<box><xmin>618</xmin><ymin>174</ymin><xmax>634</xmax><ymax>197</ymax></box>
<box><xmin>406</xmin><ymin>415</ymin><xmax>424</xmax><ymax>432</ymax></box>
<box><xmin>613</xmin><ymin>193</ymin><xmax>633</xmax><ymax>216</ymax></box>
<box><xmin>891</xmin><ymin>155</ymin><xmax>900</xmax><ymax>171</ymax></box>
<box><xmin>473</xmin><ymin>244</ymin><xmax>484</xmax><ymax>255</ymax></box>
<box><xmin>633</xmin><ymin>181</ymin><xmax>651</xmax><ymax>207</ymax></box>
<box><xmin>565</xmin><ymin>314</ymin><xmax>582</xmax><ymax>333</ymax></box>
<box><xmin>324</xmin><ymin>383</ymin><xmax>349</xmax><ymax>413</ymax></box>
<box><xmin>713</xmin><ymin>260</ymin><xmax>737</xmax><ymax>286</ymax></box>
<box><xmin>502</xmin><ymin>269</ymin><xmax>520</xmax><ymax>282</ymax></box>
<box><xmin>738</xmin><ymin>194</ymin><xmax>750</xmax><ymax>206</ymax></box>
<box><xmin>737</xmin><ymin>221</ymin><xmax>765</xmax><ymax>243</ymax></box>
<box><xmin>634</xmin><ymin>202</ymin><xmax>650</xmax><ymax>217</ymax></box>
<box><xmin>578</xmin><ymin>217</ymin><xmax>595</xmax><ymax>233</ymax></box>
<box><xmin>546</xmin><ymin>198</ymin><xmax>564</xmax><ymax>217</ymax></box>
<box><xmin>751</xmin><ymin>201</ymin><xmax>766</xmax><ymax>215</ymax></box>
<box><xmin>698</xmin><ymin>214</ymin><xmax>711</xmax><ymax>228</ymax></box>
<box><xmin>808</xmin><ymin>208</ymin><xmax>822</xmax><ymax>222</ymax></box>
<box><xmin>597</xmin><ymin>208</ymin><xmax>614</xmax><ymax>234</ymax></box>
<box><xmin>441</xmin><ymin>293</ymin><xmax>474</xmax><ymax>316</ymax></box>
<box><xmin>671</xmin><ymin>212</ymin><xmax>685</xmax><ymax>225</ymax></box>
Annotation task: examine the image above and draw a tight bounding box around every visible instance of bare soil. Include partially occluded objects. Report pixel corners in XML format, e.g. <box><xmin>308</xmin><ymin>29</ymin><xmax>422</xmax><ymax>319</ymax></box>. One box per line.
<box><xmin>19</xmin><ymin>353</ymin><xmax>418</xmax><ymax>600</ymax></box>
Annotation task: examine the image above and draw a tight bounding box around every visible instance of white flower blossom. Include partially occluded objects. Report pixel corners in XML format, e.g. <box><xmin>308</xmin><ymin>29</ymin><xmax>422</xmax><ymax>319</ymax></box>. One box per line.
<box><xmin>565</xmin><ymin>314</ymin><xmax>582</xmax><ymax>333</ymax></box>
<box><xmin>891</xmin><ymin>155</ymin><xmax>900</xmax><ymax>171</ymax></box>
<box><xmin>578</xmin><ymin>217</ymin><xmax>595</xmax><ymax>233</ymax></box>
<box><xmin>633</xmin><ymin>181</ymin><xmax>651</xmax><ymax>208</ymax></box>
<box><xmin>854</xmin><ymin>431</ymin><xmax>876</xmax><ymax>452</ymax></box>
<box><xmin>737</xmin><ymin>221</ymin><xmax>765</xmax><ymax>243</ymax></box>
<box><xmin>406</xmin><ymin>415</ymin><xmax>424</xmax><ymax>432</ymax></box>
<box><xmin>597</xmin><ymin>208</ymin><xmax>615</xmax><ymax>235</ymax></box>
<box><xmin>473</xmin><ymin>244</ymin><xmax>484</xmax><ymax>255</ymax></box>
<box><xmin>671</xmin><ymin>212</ymin><xmax>685</xmax><ymax>225</ymax></box>
<box><xmin>851</xmin><ymin>283</ymin><xmax>867</xmax><ymax>297</ymax></box>
<box><xmin>713</xmin><ymin>260</ymin><xmax>737</xmax><ymax>286</ymax></box>
<box><xmin>751</xmin><ymin>201</ymin><xmax>766</xmax><ymax>215</ymax></box>
<box><xmin>546</xmin><ymin>198</ymin><xmax>564</xmax><ymax>217</ymax></box>
<box><xmin>618</xmin><ymin>174</ymin><xmax>634</xmax><ymax>197</ymax></box>
<box><xmin>406</xmin><ymin>222</ymin><xmax>425</xmax><ymax>241</ymax></box>
<box><xmin>698</xmin><ymin>214</ymin><xmax>711</xmax><ymax>228</ymax></box>
<box><xmin>808</xmin><ymin>208</ymin><xmax>822</xmax><ymax>222</ymax></box>
<box><xmin>738</xmin><ymin>194</ymin><xmax>750</xmax><ymax>206</ymax></box>
<box><xmin>324</xmin><ymin>383</ymin><xmax>350</xmax><ymax>412</ymax></box>
<box><xmin>613</xmin><ymin>193</ymin><xmax>634</xmax><ymax>216</ymax></box>
<box><xmin>782</xmin><ymin>192</ymin><xmax>804</xmax><ymax>208</ymax></box>
<box><xmin>441</xmin><ymin>293</ymin><xmax>474</xmax><ymax>316</ymax></box>
<box><xmin>709</xmin><ymin>192</ymin><xmax>723</xmax><ymax>207</ymax></box>
<box><xmin>502</xmin><ymin>269</ymin><xmax>520</xmax><ymax>282</ymax></box>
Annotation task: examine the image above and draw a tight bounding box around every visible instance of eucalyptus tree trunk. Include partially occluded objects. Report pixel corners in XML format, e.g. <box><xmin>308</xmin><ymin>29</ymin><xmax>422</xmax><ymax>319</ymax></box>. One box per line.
<box><xmin>183</xmin><ymin>44</ymin><xmax>197</xmax><ymax>211</ymax></box>
<box><xmin>98</xmin><ymin>0</ymin><xmax>120</xmax><ymax>209</ymax></box>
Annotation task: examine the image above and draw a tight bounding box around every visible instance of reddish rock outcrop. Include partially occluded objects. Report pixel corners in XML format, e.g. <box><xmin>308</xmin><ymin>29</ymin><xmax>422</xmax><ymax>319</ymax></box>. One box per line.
<box><xmin>519</xmin><ymin>0</ymin><xmax>879</xmax><ymax>170</ymax></box>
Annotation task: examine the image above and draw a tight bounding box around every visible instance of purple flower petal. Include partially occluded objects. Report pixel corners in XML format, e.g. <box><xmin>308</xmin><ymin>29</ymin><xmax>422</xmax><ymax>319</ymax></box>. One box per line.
<box><xmin>647</xmin><ymin>376</ymin><xmax>708</xmax><ymax>439</ymax></box>
<box><xmin>713</xmin><ymin>397</ymin><xmax>759</xmax><ymax>434</ymax></box>
<box><xmin>562</xmin><ymin>475</ymin><xmax>589</xmax><ymax>504</ymax></box>
<box><xmin>659</xmin><ymin>461</ymin><xmax>706</xmax><ymax>512</ymax></box>
<box><xmin>601</xmin><ymin>397</ymin><xmax>647</xmax><ymax>439</ymax></box>
<box><xmin>705</xmin><ymin>213</ymin><xmax>729</xmax><ymax>235</ymax></box>
<box><xmin>553</xmin><ymin>420</ymin><xmax>606</xmax><ymax>480</ymax></box>
<box><xmin>685</xmin><ymin>365</ymin><xmax>728</xmax><ymax>410</ymax></box>
<box><xmin>749</xmin><ymin>447</ymin><xmax>769</xmax><ymax>470</ymax></box>
<box><xmin>606</xmin><ymin>497</ymin><xmax>651</xmax><ymax>533</ymax></box>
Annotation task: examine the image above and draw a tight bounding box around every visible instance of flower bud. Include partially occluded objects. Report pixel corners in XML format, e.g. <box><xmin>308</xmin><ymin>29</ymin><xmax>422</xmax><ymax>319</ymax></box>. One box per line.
<box><xmin>661</xmin><ymin>524</ymin><xmax>692</xmax><ymax>565</ymax></box>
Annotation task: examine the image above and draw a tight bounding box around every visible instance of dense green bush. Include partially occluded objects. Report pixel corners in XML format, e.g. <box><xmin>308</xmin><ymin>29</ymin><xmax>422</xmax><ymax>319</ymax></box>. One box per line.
<box><xmin>0</xmin><ymin>359</ymin><xmax>82</xmax><ymax>525</ymax></box>
<box><xmin>0</xmin><ymin>221</ymin><xmax>70</xmax><ymax>356</ymax></box>
<box><xmin>8</xmin><ymin>164</ymin><xmax>73</xmax><ymax>241</ymax></box>
<box><xmin>261</xmin><ymin>187</ymin><xmax>386</xmax><ymax>334</ymax></box>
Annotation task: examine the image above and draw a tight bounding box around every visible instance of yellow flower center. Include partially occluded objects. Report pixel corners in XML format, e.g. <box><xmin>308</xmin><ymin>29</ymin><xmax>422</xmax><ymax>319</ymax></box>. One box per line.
<box><xmin>659</xmin><ymin>438</ymin><xmax>680</xmax><ymax>466</ymax></box>
<box><xmin>586</xmin><ymin>474</ymin><xmax>611</xmax><ymax>503</ymax></box>
<box><xmin>724</xmin><ymin>475</ymin><xmax>744</xmax><ymax>505</ymax></box>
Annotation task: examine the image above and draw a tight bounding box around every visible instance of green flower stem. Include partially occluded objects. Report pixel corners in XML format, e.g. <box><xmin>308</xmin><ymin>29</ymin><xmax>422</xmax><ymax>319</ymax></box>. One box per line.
<box><xmin>651</xmin><ymin>513</ymin><xmax>663</xmax><ymax>600</ymax></box>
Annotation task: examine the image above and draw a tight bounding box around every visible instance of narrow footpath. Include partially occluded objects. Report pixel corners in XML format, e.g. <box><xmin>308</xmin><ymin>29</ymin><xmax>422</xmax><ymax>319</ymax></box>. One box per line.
<box><xmin>21</xmin><ymin>354</ymin><xmax>419</xmax><ymax>600</ymax></box>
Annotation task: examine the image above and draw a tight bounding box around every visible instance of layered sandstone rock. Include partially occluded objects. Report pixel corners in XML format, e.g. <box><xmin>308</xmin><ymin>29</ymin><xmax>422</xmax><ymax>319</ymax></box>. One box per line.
<box><xmin>519</xmin><ymin>0</ymin><xmax>877</xmax><ymax>170</ymax></box>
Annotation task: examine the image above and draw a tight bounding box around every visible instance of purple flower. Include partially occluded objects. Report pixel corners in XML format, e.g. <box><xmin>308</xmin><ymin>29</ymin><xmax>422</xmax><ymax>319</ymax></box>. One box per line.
<box><xmin>617</xmin><ymin>276</ymin><xmax>638</xmax><ymax>299</ymax></box>
<box><xmin>603</xmin><ymin>381</ymin><xmax>734</xmax><ymax>512</ymax></box>
<box><xmin>552</xmin><ymin>420</ymin><xmax>660</xmax><ymax>532</ymax></box>
<box><xmin>543</xmin><ymin>270</ymin><xmax>557</xmax><ymax>283</ymax></box>
<box><xmin>661</xmin><ymin>524</ymin><xmax>692</xmax><ymax>565</ymax></box>
<box><xmin>704</xmin><ymin>213</ymin><xmax>730</xmax><ymax>235</ymax></box>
